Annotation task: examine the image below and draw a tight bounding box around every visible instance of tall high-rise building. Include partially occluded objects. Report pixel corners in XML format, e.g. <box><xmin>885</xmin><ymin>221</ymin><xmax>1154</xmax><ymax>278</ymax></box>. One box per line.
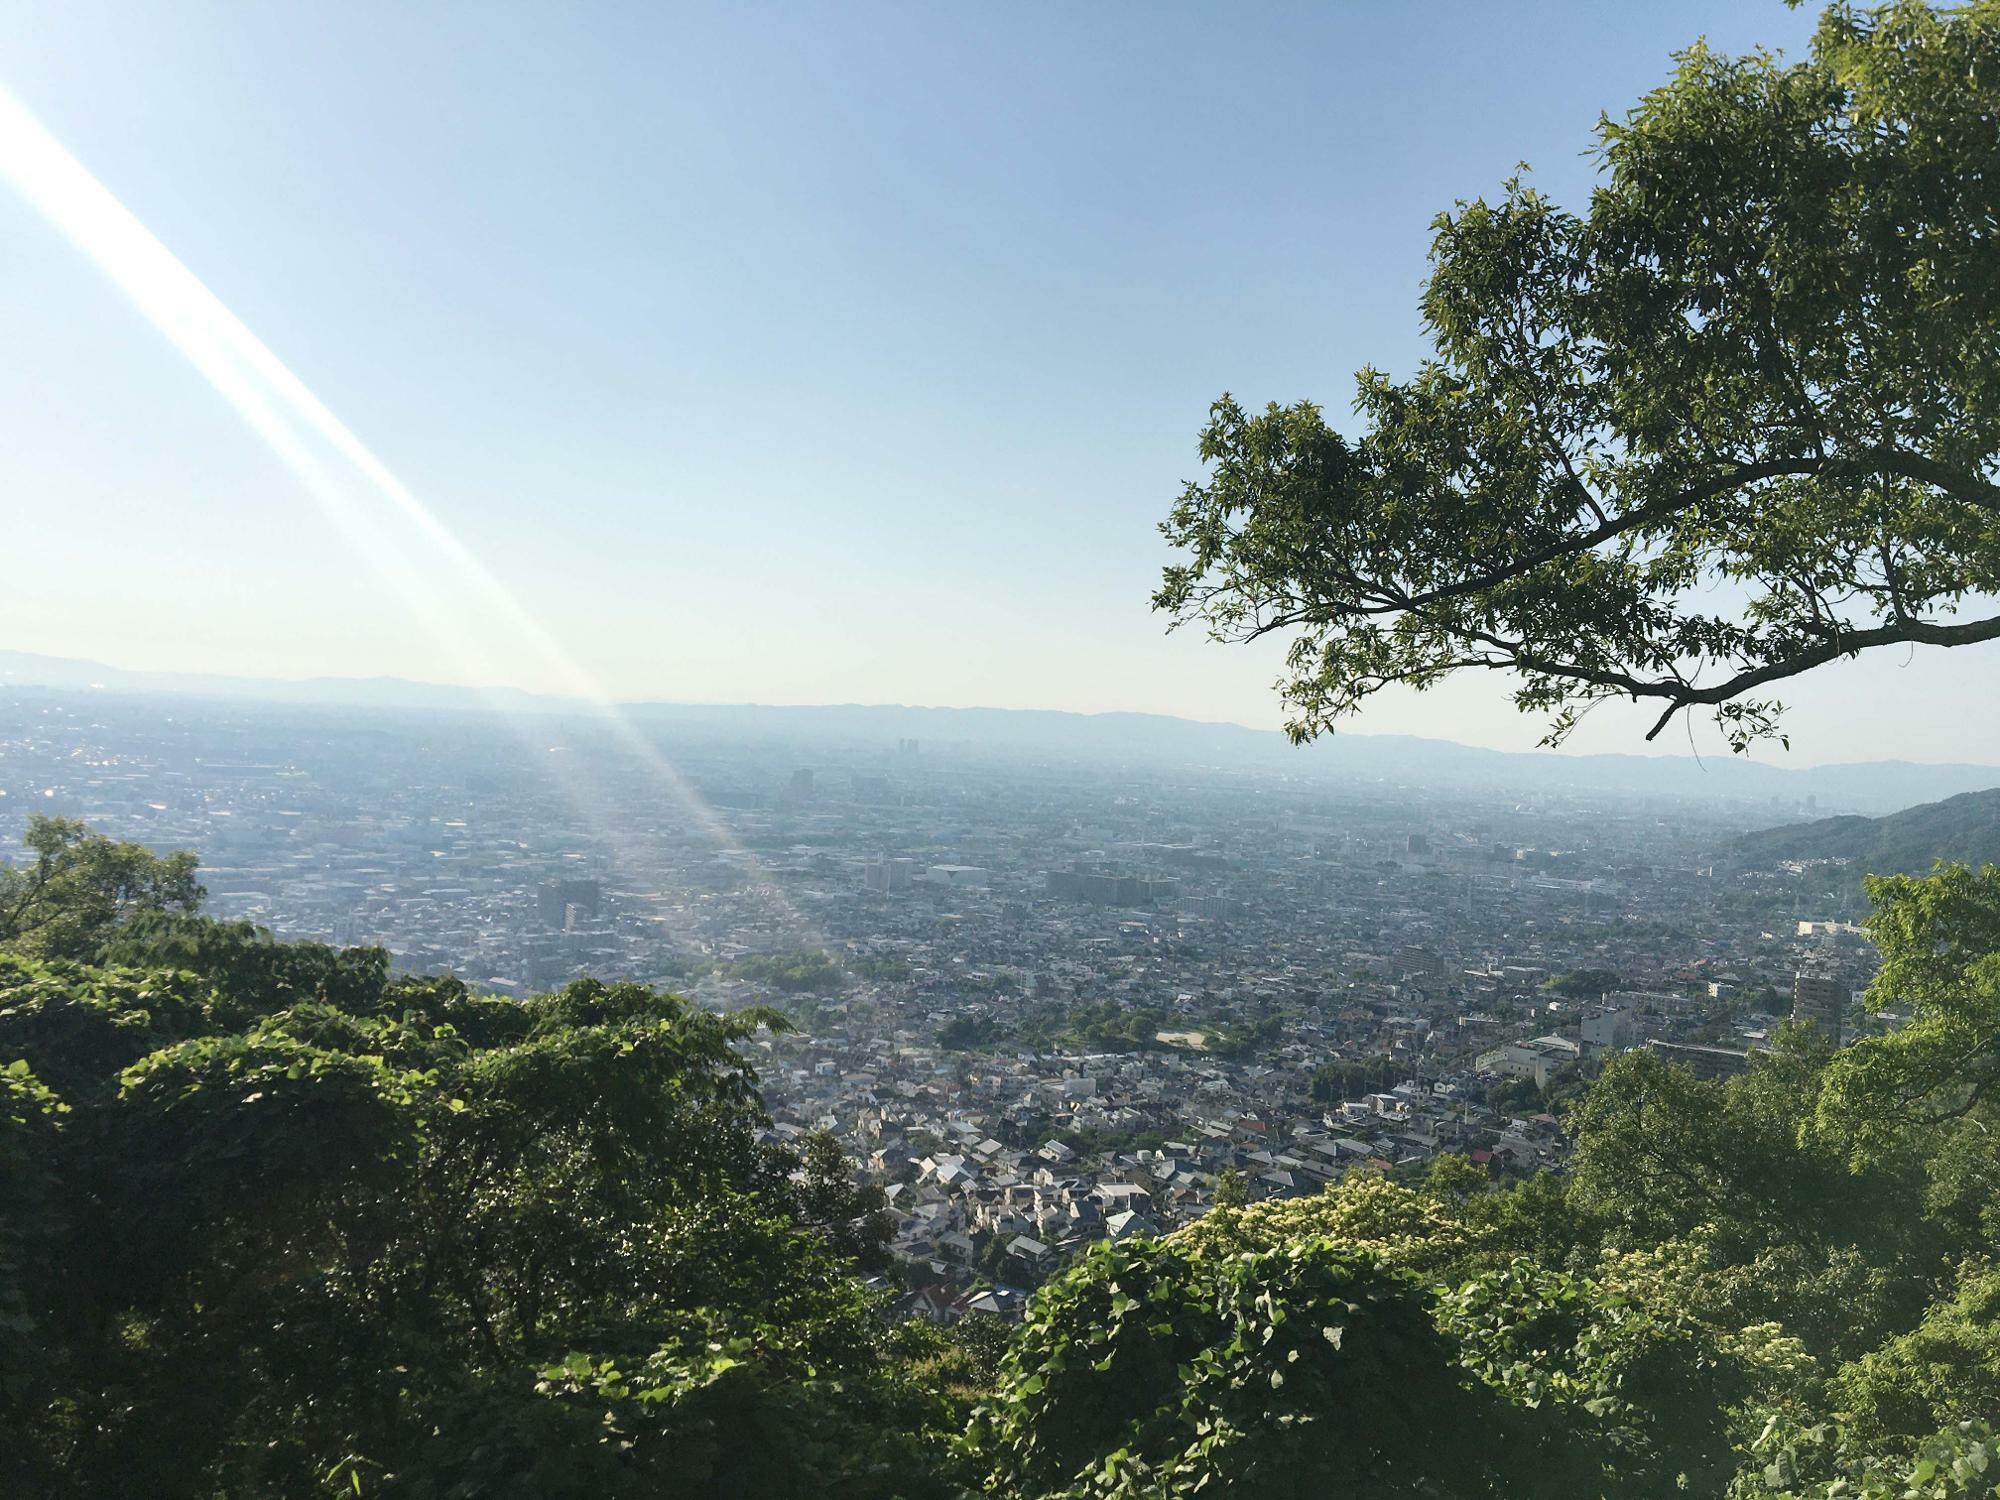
<box><xmin>864</xmin><ymin>857</ymin><xmax>914</xmax><ymax>895</ymax></box>
<box><xmin>1792</xmin><ymin>970</ymin><xmax>1850</xmax><ymax>1045</ymax></box>
<box><xmin>1579</xmin><ymin>1005</ymin><xmax>1636</xmax><ymax>1060</ymax></box>
<box><xmin>537</xmin><ymin>877</ymin><xmax>601</xmax><ymax>929</ymax></box>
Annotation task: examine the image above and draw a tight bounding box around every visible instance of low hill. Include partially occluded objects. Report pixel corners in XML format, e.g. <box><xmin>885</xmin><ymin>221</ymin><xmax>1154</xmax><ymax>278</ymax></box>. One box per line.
<box><xmin>1729</xmin><ymin>787</ymin><xmax>2000</xmax><ymax>877</ymax></box>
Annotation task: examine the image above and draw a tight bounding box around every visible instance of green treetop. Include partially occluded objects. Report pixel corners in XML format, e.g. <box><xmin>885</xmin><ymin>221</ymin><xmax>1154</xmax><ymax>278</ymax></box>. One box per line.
<box><xmin>1157</xmin><ymin>1</ymin><xmax>2000</xmax><ymax>752</ymax></box>
<box><xmin>0</xmin><ymin>815</ymin><xmax>203</xmax><ymax>960</ymax></box>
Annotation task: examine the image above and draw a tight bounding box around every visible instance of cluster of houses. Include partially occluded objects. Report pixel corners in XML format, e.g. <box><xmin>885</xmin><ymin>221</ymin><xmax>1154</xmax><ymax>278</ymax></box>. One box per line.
<box><xmin>752</xmin><ymin>1024</ymin><xmax>1568</xmax><ymax>1321</ymax></box>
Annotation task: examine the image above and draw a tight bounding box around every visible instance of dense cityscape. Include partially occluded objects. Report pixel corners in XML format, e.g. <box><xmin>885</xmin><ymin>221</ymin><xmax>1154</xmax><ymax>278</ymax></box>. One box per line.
<box><xmin>1</xmin><ymin>682</ymin><xmax>1886</xmax><ymax>1313</ymax></box>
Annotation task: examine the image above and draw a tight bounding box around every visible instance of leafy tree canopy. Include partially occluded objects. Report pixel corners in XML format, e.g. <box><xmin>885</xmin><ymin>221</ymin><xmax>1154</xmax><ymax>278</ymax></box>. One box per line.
<box><xmin>1157</xmin><ymin>0</ymin><xmax>2000</xmax><ymax>751</ymax></box>
<box><xmin>1818</xmin><ymin>861</ymin><xmax>2000</xmax><ymax>1159</ymax></box>
<box><xmin>0</xmin><ymin>815</ymin><xmax>203</xmax><ymax>959</ymax></box>
<box><xmin>1544</xmin><ymin>968</ymin><xmax>1623</xmax><ymax>1000</ymax></box>
<box><xmin>0</xmin><ymin>823</ymin><xmax>944</xmax><ymax>1499</ymax></box>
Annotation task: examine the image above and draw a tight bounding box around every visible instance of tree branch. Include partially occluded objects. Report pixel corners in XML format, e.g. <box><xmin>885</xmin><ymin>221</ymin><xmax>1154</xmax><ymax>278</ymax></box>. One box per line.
<box><xmin>1640</xmin><ymin>612</ymin><xmax>2000</xmax><ymax>739</ymax></box>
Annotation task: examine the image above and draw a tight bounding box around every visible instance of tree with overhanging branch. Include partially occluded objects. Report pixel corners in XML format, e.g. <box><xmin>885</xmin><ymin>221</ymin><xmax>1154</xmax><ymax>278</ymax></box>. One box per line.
<box><xmin>1156</xmin><ymin>0</ymin><xmax>2000</xmax><ymax>751</ymax></box>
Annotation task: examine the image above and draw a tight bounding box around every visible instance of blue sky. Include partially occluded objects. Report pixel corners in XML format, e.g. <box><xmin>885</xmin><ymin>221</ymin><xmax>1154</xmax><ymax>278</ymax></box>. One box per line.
<box><xmin>3</xmin><ymin>1</ymin><xmax>1989</xmax><ymax>763</ymax></box>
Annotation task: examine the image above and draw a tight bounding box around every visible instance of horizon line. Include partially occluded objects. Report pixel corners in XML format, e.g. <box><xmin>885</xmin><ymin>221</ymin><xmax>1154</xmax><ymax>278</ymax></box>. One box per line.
<box><xmin>3</xmin><ymin>646</ymin><xmax>1998</xmax><ymax>777</ymax></box>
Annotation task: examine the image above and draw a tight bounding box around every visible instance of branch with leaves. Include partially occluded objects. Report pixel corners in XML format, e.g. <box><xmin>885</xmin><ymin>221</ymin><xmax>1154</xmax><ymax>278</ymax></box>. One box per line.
<box><xmin>1158</xmin><ymin>3</ymin><xmax>2000</xmax><ymax>751</ymax></box>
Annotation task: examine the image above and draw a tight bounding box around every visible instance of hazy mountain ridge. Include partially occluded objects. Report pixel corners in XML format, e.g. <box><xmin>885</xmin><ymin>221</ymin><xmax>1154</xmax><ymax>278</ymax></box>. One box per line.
<box><xmin>0</xmin><ymin>649</ymin><xmax>557</xmax><ymax>711</ymax></box>
<box><xmin>6</xmin><ymin>648</ymin><xmax>1995</xmax><ymax>812</ymax></box>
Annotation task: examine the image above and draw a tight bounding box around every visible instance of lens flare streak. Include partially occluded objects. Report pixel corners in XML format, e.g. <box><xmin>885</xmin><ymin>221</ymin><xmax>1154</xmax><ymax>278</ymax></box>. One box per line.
<box><xmin>0</xmin><ymin>85</ymin><xmax>825</xmax><ymax>961</ymax></box>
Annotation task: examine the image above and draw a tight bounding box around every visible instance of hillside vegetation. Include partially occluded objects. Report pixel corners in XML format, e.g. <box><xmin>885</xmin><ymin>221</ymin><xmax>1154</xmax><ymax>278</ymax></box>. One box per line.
<box><xmin>6</xmin><ymin>816</ymin><xmax>2000</xmax><ymax>1497</ymax></box>
<box><xmin>1731</xmin><ymin>789</ymin><xmax>2000</xmax><ymax>882</ymax></box>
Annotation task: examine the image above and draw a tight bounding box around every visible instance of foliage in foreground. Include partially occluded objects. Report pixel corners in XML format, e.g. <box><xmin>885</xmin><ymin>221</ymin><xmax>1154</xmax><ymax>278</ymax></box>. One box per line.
<box><xmin>5</xmin><ymin>819</ymin><xmax>2000</xmax><ymax>1497</ymax></box>
<box><xmin>0</xmin><ymin>820</ymin><xmax>951</xmax><ymax>1497</ymax></box>
<box><xmin>963</xmin><ymin>860</ymin><xmax>2000</xmax><ymax>1496</ymax></box>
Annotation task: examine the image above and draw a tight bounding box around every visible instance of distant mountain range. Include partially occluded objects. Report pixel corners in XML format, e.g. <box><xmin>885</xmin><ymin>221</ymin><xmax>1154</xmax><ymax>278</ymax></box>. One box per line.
<box><xmin>0</xmin><ymin>649</ymin><xmax>557</xmax><ymax>712</ymax></box>
<box><xmin>1728</xmin><ymin>787</ymin><xmax>2000</xmax><ymax>877</ymax></box>
<box><xmin>5</xmin><ymin>647</ymin><xmax>1996</xmax><ymax>815</ymax></box>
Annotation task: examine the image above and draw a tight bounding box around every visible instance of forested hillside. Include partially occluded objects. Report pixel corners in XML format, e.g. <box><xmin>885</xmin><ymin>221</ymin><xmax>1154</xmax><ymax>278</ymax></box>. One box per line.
<box><xmin>5</xmin><ymin>817</ymin><xmax>2000</xmax><ymax>1497</ymax></box>
<box><xmin>1731</xmin><ymin>789</ymin><xmax>2000</xmax><ymax>882</ymax></box>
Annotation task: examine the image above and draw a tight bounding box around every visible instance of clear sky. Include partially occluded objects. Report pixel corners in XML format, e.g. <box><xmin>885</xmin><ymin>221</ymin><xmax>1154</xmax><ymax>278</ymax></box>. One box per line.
<box><xmin>3</xmin><ymin>1</ymin><xmax>1992</xmax><ymax>765</ymax></box>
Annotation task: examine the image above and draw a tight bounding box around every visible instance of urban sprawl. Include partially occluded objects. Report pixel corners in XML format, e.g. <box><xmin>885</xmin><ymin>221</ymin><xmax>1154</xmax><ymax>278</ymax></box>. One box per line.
<box><xmin>2</xmin><ymin>688</ymin><xmax>1880</xmax><ymax>1319</ymax></box>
